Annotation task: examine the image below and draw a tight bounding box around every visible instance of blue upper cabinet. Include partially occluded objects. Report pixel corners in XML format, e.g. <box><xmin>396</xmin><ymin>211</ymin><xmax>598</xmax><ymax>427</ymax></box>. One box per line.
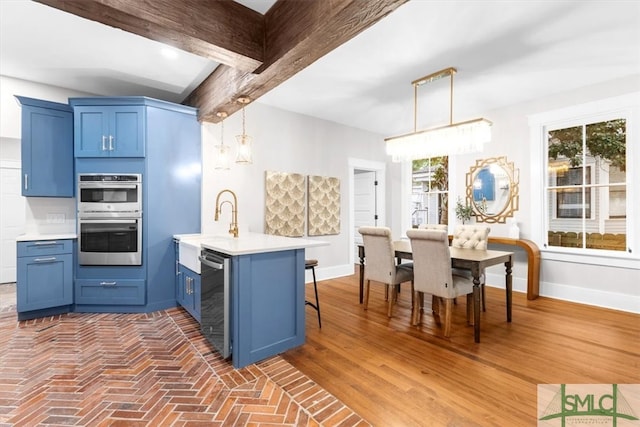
<box><xmin>15</xmin><ymin>96</ymin><xmax>74</xmax><ymax>197</ymax></box>
<box><xmin>73</xmin><ymin>104</ymin><xmax>145</xmax><ymax>157</ymax></box>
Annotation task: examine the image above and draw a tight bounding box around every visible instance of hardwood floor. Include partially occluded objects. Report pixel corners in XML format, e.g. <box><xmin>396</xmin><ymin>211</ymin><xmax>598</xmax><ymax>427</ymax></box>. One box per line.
<box><xmin>285</xmin><ymin>271</ymin><xmax>640</xmax><ymax>426</ymax></box>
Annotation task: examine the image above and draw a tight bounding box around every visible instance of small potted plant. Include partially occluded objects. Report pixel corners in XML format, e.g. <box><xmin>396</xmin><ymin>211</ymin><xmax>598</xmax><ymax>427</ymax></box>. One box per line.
<box><xmin>455</xmin><ymin>197</ymin><xmax>474</xmax><ymax>224</ymax></box>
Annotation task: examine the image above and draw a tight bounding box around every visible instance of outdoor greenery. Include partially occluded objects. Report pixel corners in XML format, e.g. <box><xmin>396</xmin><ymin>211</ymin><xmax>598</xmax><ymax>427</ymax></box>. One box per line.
<box><xmin>413</xmin><ymin>156</ymin><xmax>449</xmax><ymax>224</ymax></box>
<box><xmin>548</xmin><ymin>119</ymin><xmax>626</xmax><ymax>170</ymax></box>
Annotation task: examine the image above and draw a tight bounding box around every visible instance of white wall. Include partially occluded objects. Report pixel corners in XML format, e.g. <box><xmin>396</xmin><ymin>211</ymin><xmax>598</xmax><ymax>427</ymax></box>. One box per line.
<box><xmin>201</xmin><ymin>101</ymin><xmax>388</xmax><ymax>279</ymax></box>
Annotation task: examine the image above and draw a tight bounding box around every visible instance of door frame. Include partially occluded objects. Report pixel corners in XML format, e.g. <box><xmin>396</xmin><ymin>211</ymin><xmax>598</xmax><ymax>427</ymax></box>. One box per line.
<box><xmin>348</xmin><ymin>158</ymin><xmax>385</xmax><ymax>267</ymax></box>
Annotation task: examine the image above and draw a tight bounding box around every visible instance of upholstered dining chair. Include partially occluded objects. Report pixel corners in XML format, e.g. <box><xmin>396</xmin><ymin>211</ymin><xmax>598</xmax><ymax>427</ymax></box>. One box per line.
<box><xmin>451</xmin><ymin>225</ymin><xmax>491</xmax><ymax>311</ymax></box>
<box><xmin>406</xmin><ymin>229</ymin><xmax>474</xmax><ymax>337</ymax></box>
<box><xmin>358</xmin><ymin>226</ymin><xmax>414</xmax><ymax>318</ymax></box>
<box><xmin>418</xmin><ymin>224</ymin><xmax>448</xmax><ymax>232</ymax></box>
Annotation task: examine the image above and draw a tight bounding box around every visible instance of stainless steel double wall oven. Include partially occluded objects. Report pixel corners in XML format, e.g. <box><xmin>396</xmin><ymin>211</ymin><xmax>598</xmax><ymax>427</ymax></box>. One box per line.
<box><xmin>77</xmin><ymin>174</ymin><xmax>142</xmax><ymax>266</ymax></box>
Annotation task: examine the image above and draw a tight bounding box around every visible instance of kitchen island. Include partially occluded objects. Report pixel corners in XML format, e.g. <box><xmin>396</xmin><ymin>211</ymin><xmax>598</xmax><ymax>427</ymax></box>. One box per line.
<box><xmin>174</xmin><ymin>233</ymin><xmax>327</xmax><ymax>368</ymax></box>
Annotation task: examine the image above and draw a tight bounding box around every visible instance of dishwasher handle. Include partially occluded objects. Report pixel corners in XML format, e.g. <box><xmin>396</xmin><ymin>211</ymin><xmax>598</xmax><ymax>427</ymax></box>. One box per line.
<box><xmin>199</xmin><ymin>255</ymin><xmax>224</xmax><ymax>270</ymax></box>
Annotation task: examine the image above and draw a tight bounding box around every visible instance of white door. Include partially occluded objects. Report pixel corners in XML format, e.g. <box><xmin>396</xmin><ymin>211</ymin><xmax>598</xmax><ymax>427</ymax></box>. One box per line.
<box><xmin>0</xmin><ymin>160</ymin><xmax>25</xmax><ymax>283</ymax></box>
<box><xmin>354</xmin><ymin>170</ymin><xmax>377</xmax><ymax>247</ymax></box>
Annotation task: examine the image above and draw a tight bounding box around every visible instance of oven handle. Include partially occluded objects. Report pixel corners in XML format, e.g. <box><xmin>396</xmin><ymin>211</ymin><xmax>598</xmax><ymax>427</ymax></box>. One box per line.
<box><xmin>79</xmin><ymin>183</ymin><xmax>138</xmax><ymax>189</ymax></box>
<box><xmin>199</xmin><ymin>255</ymin><xmax>224</xmax><ymax>270</ymax></box>
<box><xmin>79</xmin><ymin>218</ymin><xmax>139</xmax><ymax>224</ymax></box>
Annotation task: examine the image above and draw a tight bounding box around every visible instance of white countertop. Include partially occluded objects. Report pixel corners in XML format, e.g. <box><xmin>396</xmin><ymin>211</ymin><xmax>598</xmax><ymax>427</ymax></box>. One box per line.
<box><xmin>174</xmin><ymin>232</ymin><xmax>328</xmax><ymax>256</ymax></box>
<box><xmin>16</xmin><ymin>233</ymin><xmax>77</xmax><ymax>242</ymax></box>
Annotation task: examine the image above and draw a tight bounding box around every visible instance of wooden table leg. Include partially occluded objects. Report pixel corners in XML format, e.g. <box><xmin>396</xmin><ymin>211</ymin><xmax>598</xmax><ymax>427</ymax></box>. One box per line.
<box><xmin>505</xmin><ymin>257</ymin><xmax>513</xmax><ymax>322</ymax></box>
<box><xmin>358</xmin><ymin>245</ymin><xmax>365</xmax><ymax>304</ymax></box>
<box><xmin>473</xmin><ymin>274</ymin><xmax>481</xmax><ymax>343</ymax></box>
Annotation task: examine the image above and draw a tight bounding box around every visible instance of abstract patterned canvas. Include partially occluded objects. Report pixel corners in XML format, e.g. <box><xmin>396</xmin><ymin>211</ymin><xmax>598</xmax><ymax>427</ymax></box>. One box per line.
<box><xmin>308</xmin><ymin>175</ymin><xmax>340</xmax><ymax>236</ymax></box>
<box><xmin>264</xmin><ymin>171</ymin><xmax>306</xmax><ymax>237</ymax></box>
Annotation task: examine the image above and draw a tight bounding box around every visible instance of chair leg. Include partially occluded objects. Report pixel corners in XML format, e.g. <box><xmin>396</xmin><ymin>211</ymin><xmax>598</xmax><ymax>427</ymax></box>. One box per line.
<box><xmin>432</xmin><ymin>295</ymin><xmax>441</xmax><ymax>324</ymax></box>
<box><xmin>466</xmin><ymin>293</ymin><xmax>473</xmax><ymax>325</ymax></box>
<box><xmin>304</xmin><ymin>266</ymin><xmax>321</xmax><ymax>328</ymax></box>
<box><xmin>481</xmin><ymin>283</ymin><xmax>486</xmax><ymax>312</ymax></box>
<box><xmin>443</xmin><ymin>298</ymin><xmax>453</xmax><ymax>337</ymax></box>
<box><xmin>412</xmin><ymin>291</ymin><xmax>421</xmax><ymax>325</ymax></box>
<box><xmin>364</xmin><ymin>280</ymin><xmax>371</xmax><ymax>310</ymax></box>
<box><xmin>387</xmin><ymin>285</ymin><xmax>397</xmax><ymax>318</ymax></box>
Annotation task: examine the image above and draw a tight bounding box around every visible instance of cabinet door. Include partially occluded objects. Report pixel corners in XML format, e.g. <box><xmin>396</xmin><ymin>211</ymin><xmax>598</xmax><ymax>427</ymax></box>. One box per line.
<box><xmin>74</xmin><ymin>105</ymin><xmax>145</xmax><ymax>157</ymax></box>
<box><xmin>110</xmin><ymin>107</ymin><xmax>145</xmax><ymax>157</ymax></box>
<box><xmin>74</xmin><ymin>106</ymin><xmax>110</xmax><ymax>157</ymax></box>
<box><xmin>178</xmin><ymin>265</ymin><xmax>200</xmax><ymax>321</ymax></box>
<box><xmin>17</xmin><ymin>97</ymin><xmax>73</xmax><ymax>197</ymax></box>
<box><xmin>17</xmin><ymin>253</ymin><xmax>73</xmax><ymax>312</ymax></box>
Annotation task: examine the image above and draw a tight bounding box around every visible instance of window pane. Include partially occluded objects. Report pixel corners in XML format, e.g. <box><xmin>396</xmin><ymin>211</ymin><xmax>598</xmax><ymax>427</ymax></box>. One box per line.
<box><xmin>545</xmin><ymin>118</ymin><xmax>627</xmax><ymax>252</ymax></box>
<box><xmin>547</xmin><ymin>125</ymin><xmax>582</xmax><ymax>186</ymax></box>
<box><xmin>412</xmin><ymin>157</ymin><xmax>448</xmax><ymax>227</ymax></box>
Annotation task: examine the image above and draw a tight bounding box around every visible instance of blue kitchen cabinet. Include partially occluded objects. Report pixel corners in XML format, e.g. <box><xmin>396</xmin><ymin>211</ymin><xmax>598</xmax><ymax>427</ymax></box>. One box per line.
<box><xmin>15</xmin><ymin>96</ymin><xmax>73</xmax><ymax>197</ymax></box>
<box><xmin>231</xmin><ymin>249</ymin><xmax>305</xmax><ymax>369</ymax></box>
<box><xmin>75</xmin><ymin>278</ymin><xmax>146</xmax><ymax>306</ymax></box>
<box><xmin>178</xmin><ymin>264</ymin><xmax>201</xmax><ymax>322</ymax></box>
<box><xmin>17</xmin><ymin>239</ymin><xmax>74</xmax><ymax>320</ymax></box>
<box><xmin>72</xmin><ymin>96</ymin><xmax>201</xmax><ymax>315</ymax></box>
<box><xmin>73</xmin><ymin>105</ymin><xmax>145</xmax><ymax>157</ymax></box>
<box><xmin>174</xmin><ymin>240</ymin><xmax>201</xmax><ymax>322</ymax></box>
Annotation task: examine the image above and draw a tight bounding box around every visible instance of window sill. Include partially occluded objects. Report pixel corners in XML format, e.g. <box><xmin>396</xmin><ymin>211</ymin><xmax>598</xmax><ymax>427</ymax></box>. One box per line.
<box><xmin>541</xmin><ymin>246</ymin><xmax>640</xmax><ymax>269</ymax></box>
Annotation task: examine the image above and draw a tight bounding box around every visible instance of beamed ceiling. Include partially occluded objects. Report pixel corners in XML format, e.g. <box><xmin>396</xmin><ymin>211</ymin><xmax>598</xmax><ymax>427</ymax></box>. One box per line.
<box><xmin>34</xmin><ymin>0</ymin><xmax>407</xmax><ymax>123</ymax></box>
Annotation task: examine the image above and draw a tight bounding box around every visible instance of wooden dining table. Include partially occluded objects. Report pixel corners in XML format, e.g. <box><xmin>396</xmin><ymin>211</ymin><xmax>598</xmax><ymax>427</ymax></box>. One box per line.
<box><xmin>357</xmin><ymin>241</ymin><xmax>514</xmax><ymax>342</ymax></box>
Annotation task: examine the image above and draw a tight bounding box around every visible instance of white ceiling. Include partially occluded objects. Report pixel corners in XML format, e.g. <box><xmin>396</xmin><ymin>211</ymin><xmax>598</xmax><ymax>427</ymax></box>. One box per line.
<box><xmin>1</xmin><ymin>0</ymin><xmax>639</xmax><ymax>138</ymax></box>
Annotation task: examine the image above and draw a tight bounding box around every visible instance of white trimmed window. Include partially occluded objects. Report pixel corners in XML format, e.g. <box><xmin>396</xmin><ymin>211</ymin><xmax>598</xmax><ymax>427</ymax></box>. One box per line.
<box><xmin>529</xmin><ymin>92</ymin><xmax>638</xmax><ymax>259</ymax></box>
<box><xmin>411</xmin><ymin>157</ymin><xmax>449</xmax><ymax>227</ymax></box>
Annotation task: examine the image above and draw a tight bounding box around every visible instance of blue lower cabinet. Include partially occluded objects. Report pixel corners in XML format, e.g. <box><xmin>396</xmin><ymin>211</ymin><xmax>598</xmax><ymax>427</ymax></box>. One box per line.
<box><xmin>17</xmin><ymin>240</ymin><xmax>74</xmax><ymax>320</ymax></box>
<box><xmin>178</xmin><ymin>265</ymin><xmax>201</xmax><ymax>322</ymax></box>
<box><xmin>75</xmin><ymin>279</ymin><xmax>145</xmax><ymax>305</ymax></box>
<box><xmin>231</xmin><ymin>249</ymin><xmax>305</xmax><ymax>369</ymax></box>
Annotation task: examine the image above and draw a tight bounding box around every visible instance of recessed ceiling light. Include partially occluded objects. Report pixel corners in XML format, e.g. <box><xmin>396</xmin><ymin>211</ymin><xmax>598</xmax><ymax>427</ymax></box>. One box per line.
<box><xmin>161</xmin><ymin>47</ymin><xmax>179</xmax><ymax>60</ymax></box>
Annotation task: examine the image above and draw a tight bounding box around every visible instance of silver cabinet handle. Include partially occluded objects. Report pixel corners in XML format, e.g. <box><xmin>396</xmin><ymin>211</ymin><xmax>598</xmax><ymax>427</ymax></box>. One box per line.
<box><xmin>102</xmin><ymin>135</ymin><xmax>107</xmax><ymax>151</ymax></box>
<box><xmin>100</xmin><ymin>281</ymin><xmax>117</xmax><ymax>286</ymax></box>
<box><xmin>34</xmin><ymin>241</ymin><xmax>58</xmax><ymax>246</ymax></box>
<box><xmin>24</xmin><ymin>174</ymin><xmax>28</xmax><ymax>190</ymax></box>
<box><xmin>109</xmin><ymin>135</ymin><xmax>114</xmax><ymax>151</ymax></box>
<box><xmin>34</xmin><ymin>257</ymin><xmax>56</xmax><ymax>262</ymax></box>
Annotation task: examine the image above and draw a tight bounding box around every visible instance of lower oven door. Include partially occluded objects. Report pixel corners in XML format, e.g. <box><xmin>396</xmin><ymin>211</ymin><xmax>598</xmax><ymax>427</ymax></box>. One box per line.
<box><xmin>79</xmin><ymin>218</ymin><xmax>142</xmax><ymax>266</ymax></box>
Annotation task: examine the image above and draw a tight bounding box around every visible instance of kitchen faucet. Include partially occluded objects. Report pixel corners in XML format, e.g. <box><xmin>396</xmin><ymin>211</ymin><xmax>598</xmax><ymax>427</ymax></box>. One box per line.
<box><xmin>214</xmin><ymin>189</ymin><xmax>239</xmax><ymax>238</ymax></box>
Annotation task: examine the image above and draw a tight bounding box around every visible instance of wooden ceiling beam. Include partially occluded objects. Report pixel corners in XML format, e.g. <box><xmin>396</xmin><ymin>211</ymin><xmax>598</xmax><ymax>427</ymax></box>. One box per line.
<box><xmin>34</xmin><ymin>0</ymin><xmax>265</xmax><ymax>72</ymax></box>
<box><xmin>186</xmin><ymin>0</ymin><xmax>408</xmax><ymax>122</ymax></box>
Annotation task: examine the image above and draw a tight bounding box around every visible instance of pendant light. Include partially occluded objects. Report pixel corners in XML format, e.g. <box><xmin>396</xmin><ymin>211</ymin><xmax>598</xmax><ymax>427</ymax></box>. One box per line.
<box><xmin>385</xmin><ymin>67</ymin><xmax>492</xmax><ymax>161</ymax></box>
<box><xmin>214</xmin><ymin>111</ymin><xmax>231</xmax><ymax>170</ymax></box>
<box><xmin>235</xmin><ymin>96</ymin><xmax>253</xmax><ymax>164</ymax></box>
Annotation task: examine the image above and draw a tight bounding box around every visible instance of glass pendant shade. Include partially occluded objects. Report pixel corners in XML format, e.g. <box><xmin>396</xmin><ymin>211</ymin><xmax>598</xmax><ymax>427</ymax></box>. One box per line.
<box><xmin>214</xmin><ymin>111</ymin><xmax>230</xmax><ymax>170</ymax></box>
<box><xmin>235</xmin><ymin>96</ymin><xmax>253</xmax><ymax>164</ymax></box>
<box><xmin>214</xmin><ymin>143</ymin><xmax>231</xmax><ymax>170</ymax></box>
<box><xmin>235</xmin><ymin>134</ymin><xmax>252</xmax><ymax>164</ymax></box>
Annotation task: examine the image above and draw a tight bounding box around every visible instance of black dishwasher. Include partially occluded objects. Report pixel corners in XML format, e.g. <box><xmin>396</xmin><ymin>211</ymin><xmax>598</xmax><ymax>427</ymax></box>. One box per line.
<box><xmin>198</xmin><ymin>248</ymin><xmax>231</xmax><ymax>359</ymax></box>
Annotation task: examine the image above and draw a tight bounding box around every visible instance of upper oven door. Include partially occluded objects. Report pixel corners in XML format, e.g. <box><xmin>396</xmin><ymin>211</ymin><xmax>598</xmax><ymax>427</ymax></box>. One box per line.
<box><xmin>78</xmin><ymin>175</ymin><xmax>141</xmax><ymax>216</ymax></box>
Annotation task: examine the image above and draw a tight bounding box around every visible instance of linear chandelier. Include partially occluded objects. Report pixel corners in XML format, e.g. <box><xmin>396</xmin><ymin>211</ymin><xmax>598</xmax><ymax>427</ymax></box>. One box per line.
<box><xmin>385</xmin><ymin>67</ymin><xmax>492</xmax><ymax>162</ymax></box>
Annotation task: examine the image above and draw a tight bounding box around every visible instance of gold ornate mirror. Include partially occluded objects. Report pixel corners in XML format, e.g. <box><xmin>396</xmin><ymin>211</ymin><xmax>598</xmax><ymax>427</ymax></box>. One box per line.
<box><xmin>465</xmin><ymin>156</ymin><xmax>519</xmax><ymax>223</ymax></box>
